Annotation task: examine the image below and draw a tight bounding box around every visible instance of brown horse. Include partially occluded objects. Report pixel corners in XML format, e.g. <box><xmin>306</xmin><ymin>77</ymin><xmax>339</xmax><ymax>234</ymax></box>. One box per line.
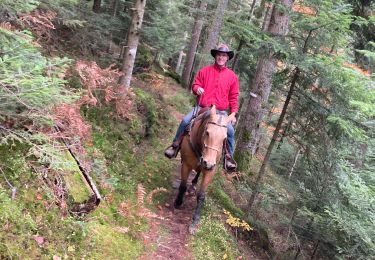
<box><xmin>174</xmin><ymin>105</ymin><xmax>235</xmax><ymax>234</ymax></box>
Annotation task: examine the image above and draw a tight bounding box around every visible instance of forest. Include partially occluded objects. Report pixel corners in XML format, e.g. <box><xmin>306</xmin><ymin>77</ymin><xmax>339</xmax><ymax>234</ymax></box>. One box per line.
<box><xmin>0</xmin><ymin>0</ymin><xmax>374</xmax><ymax>259</ymax></box>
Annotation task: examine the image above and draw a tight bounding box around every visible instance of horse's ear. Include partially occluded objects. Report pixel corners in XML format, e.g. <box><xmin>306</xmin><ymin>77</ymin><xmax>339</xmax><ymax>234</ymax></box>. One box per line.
<box><xmin>210</xmin><ymin>105</ymin><xmax>217</xmax><ymax>119</ymax></box>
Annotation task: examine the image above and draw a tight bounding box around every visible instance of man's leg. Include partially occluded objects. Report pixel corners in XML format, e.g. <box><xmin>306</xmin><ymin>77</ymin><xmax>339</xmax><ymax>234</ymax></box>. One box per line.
<box><xmin>227</xmin><ymin>123</ymin><xmax>235</xmax><ymax>156</ymax></box>
<box><xmin>165</xmin><ymin>107</ymin><xmax>198</xmax><ymax>159</ymax></box>
<box><xmin>224</xmin><ymin>123</ymin><xmax>237</xmax><ymax>171</ymax></box>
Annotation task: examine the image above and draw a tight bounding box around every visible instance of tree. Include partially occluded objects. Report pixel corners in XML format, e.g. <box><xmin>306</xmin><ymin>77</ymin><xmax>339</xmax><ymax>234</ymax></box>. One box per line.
<box><xmin>119</xmin><ymin>0</ymin><xmax>147</xmax><ymax>90</ymax></box>
<box><xmin>181</xmin><ymin>0</ymin><xmax>208</xmax><ymax>88</ymax></box>
<box><xmin>93</xmin><ymin>0</ymin><xmax>101</xmax><ymax>13</ymax></box>
<box><xmin>234</xmin><ymin>0</ymin><xmax>294</xmax><ymax>171</ymax></box>
<box><xmin>198</xmin><ymin>0</ymin><xmax>229</xmax><ymax>68</ymax></box>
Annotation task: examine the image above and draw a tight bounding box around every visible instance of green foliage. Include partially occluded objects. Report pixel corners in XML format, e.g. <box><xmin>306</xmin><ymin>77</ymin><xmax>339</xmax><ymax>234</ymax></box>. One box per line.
<box><xmin>0</xmin><ymin>0</ymin><xmax>39</xmax><ymax>15</ymax></box>
<box><xmin>143</xmin><ymin>0</ymin><xmax>192</xmax><ymax>59</ymax></box>
<box><xmin>210</xmin><ymin>177</ymin><xmax>244</xmax><ymax>218</ymax></box>
<box><xmin>133</xmin><ymin>88</ymin><xmax>158</xmax><ymax>138</ymax></box>
<box><xmin>0</xmin><ymin>28</ymin><xmax>76</xmax><ymax>126</ymax></box>
<box><xmin>135</xmin><ymin>44</ymin><xmax>154</xmax><ymax>68</ymax></box>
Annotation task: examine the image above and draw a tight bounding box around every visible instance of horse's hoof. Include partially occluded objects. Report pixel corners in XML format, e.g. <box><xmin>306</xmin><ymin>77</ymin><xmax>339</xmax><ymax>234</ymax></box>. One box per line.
<box><xmin>187</xmin><ymin>185</ymin><xmax>196</xmax><ymax>195</ymax></box>
<box><xmin>174</xmin><ymin>200</ymin><xmax>182</xmax><ymax>209</ymax></box>
<box><xmin>189</xmin><ymin>223</ymin><xmax>198</xmax><ymax>235</ymax></box>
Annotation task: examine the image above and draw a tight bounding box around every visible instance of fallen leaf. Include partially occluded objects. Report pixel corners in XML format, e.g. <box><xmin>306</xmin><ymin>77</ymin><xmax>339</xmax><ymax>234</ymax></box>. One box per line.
<box><xmin>32</xmin><ymin>235</ymin><xmax>44</xmax><ymax>246</ymax></box>
<box><xmin>115</xmin><ymin>226</ymin><xmax>129</xmax><ymax>234</ymax></box>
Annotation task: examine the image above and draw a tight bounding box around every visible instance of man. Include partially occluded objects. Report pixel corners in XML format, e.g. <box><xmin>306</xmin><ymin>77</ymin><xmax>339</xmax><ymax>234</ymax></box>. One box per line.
<box><xmin>164</xmin><ymin>43</ymin><xmax>239</xmax><ymax>171</ymax></box>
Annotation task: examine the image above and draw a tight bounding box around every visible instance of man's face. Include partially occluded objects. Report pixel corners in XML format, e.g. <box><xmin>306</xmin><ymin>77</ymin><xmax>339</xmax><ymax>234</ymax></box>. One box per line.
<box><xmin>215</xmin><ymin>52</ymin><xmax>229</xmax><ymax>67</ymax></box>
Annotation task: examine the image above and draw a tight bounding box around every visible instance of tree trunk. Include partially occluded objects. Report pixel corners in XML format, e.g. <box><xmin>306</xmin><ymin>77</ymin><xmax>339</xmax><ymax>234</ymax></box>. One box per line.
<box><xmin>181</xmin><ymin>0</ymin><xmax>208</xmax><ymax>88</ymax></box>
<box><xmin>310</xmin><ymin>240</ymin><xmax>320</xmax><ymax>259</ymax></box>
<box><xmin>93</xmin><ymin>0</ymin><xmax>102</xmax><ymax>13</ymax></box>
<box><xmin>288</xmin><ymin>148</ymin><xmax>301</xmax><ymax>178</ymax></box>
<box><xmin>261</xmin><ymin>2</ymin><xmax>273</xmax><ymax>31</ymax></box>
<box><xmin>198</xmin><ymin>0</ymin><xmax>229</xmax><ymax>68</ymax></box>
<box><xmin>119</xmin><ymin>0</ymin><xmax>147</xmax><ymax>90</ymax></box>
<box><xmin>175</xmin><ymin>50</ymin><xmax>185</xmax><ymax>74</ymax></box>
<box><xmin>112</xmin><ymin>0</ymin><xmax>119</xmax><ymax>17</ymax></box>
<box><xmin>246</xmin><ymin>67</ymin><xmax>300</xmax><ymax>211</ymax></box>
<box><xmin>234</xmin><ymin>0</ymin><xmax>294</xmax><ymax>172</ymax></box>
<box><xmin>231</xmin><ymin>38</ymin><xmax>245</xmax><ymax>71</ymax></box>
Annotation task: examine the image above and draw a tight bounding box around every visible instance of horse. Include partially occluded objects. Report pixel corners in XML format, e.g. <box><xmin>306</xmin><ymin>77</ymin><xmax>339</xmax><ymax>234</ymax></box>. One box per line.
<box><xmin>173</xmin><ymin>105</ymin><xmax>236</xmax><ymax>234</ymax></box>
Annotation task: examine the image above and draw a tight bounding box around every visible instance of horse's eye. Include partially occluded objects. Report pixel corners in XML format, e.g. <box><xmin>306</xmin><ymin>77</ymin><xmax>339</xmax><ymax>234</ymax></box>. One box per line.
<box><xmin>206</xmin><ymin>131</ymin><xmax>209</xmax><ymax>136</ymax></box>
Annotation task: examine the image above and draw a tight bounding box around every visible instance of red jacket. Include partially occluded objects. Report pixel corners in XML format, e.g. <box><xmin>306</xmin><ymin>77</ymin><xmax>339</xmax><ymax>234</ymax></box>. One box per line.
<box><xmin>192</xmin><ymin>64</ymin><xmax>239</xmax><ymax>113</ymax></box>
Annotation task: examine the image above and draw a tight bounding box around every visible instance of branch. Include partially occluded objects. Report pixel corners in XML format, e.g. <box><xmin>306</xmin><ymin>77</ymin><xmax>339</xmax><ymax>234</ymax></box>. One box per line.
<box><xmin>0</xmin><ymin>165</ymin><xmax>17</xmax><ymax>200</ymax></box>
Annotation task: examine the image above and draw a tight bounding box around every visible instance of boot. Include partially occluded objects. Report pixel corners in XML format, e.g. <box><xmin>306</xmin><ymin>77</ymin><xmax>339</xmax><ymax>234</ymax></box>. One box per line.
<box><xmin>164</xmin><ymin>141</ymin><xmax>180</xmax><ymax>159</ymax></box>
<box><xmin>224</xmin><ymin>154</ymin><xmax>237</xmax><ymax>172</ymax></box>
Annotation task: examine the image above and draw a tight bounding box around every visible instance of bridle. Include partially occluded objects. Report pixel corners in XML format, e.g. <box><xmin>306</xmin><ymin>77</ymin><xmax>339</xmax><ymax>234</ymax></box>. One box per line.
<box><xmin>201</xmin><ymin>120</ymin><xmax>227</xmax><ymax>156</ymax></box>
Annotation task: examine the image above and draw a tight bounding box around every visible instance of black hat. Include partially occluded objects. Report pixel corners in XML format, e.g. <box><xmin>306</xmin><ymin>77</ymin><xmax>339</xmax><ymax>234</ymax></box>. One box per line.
<box><xmin>210</xmin><ymin>43</ymin><xmax>234</xmax><ymax>60</ymax></box>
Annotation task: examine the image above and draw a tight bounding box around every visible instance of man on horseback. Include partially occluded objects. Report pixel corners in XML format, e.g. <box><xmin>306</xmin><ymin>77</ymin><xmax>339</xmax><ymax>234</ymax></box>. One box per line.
<box><xmin>164</xmin><ymin>43</ymin><xmax>239</xmax><ymax>171</ymax></box>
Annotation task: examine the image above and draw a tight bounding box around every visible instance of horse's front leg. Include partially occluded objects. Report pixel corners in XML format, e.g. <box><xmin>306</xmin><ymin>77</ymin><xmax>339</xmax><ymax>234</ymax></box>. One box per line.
<box><xmin>188</xmin><ymin>169</ymin><xmax>201</xmax><ymax>194</ymax></box>
<box><xmin>174</xmin><ymin>163</ymin><xmax>190</xmax><ymax>209</ymax></box>
<box><xmin>189</xmin><ymin>170</ymin><xmax>215</xmax><ymax>234</ymax></box>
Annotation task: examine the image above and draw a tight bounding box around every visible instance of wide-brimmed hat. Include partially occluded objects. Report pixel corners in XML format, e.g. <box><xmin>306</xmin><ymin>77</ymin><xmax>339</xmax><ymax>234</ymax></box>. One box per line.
<box><xmin>210</xmin><ymin>43</ymin><xmax>234</xmax><ymax>60</ymax></box>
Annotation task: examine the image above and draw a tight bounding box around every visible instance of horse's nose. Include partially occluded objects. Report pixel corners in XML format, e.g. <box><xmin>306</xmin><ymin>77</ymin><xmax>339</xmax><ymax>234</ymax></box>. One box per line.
<box><xmin>202</xmin><ymin>160</ymin><xmax>215</xmax><ymax>170</ymax></box>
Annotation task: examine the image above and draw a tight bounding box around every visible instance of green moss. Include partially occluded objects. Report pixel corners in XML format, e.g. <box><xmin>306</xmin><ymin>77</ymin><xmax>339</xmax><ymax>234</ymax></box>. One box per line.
<box><xmin>191</xmin><ymin>214</ymin><xmax>241</xmax><ymax>260</ymax></box>
<box><xmin>210</xmin><ymin>188</ymin><xmax>244</xmax><ymax>218</ymax></box>
<box><xmin>165</xmin><ymin>90</ymin><xmax>194</xmax><ymax>114</ymax></box>
<box><xmin>88</xmin><ymin>221</ymin><xmax>144</xmax><ymax>260</ymax></box>
<box><xmin>234</xmin><ymin>150</ymin><xmax>253</xmax><ymax>173</ymax></box>
<box><xmin>62</xmin><ymin>150</ymin><xmax>92</xmax><ymax>204</ymax></box>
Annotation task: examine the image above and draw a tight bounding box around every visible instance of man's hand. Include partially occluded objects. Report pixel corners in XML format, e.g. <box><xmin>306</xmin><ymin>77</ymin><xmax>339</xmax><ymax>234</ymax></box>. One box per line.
<box><xmin>196</xmin><ymin>87</ymin><xmax>204</xmax><ymax>95</ymax></box>
<box><xmin>228</xmin><ymin>112</ymin><xmax>237</xmax><ymax>125</ymax></box>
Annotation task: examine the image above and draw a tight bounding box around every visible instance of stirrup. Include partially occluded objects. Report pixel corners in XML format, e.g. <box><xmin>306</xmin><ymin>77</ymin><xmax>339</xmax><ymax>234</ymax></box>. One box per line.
<box><xmin>164</xmin><ymin>144</ymin><xmax>180</xmax><ymax>159</ymax></box>
<box><xmin>223</xmin><ymin>155</ymin><xmax>237</xmax><ymax>172</ymax></box>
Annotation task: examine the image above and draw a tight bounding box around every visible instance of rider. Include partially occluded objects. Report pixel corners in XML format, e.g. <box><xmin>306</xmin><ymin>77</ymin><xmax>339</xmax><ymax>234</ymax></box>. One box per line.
<box><xmin>164</xmin><ymin>43</ymin><xmax>239</xmax><ymax>171</ymax></box>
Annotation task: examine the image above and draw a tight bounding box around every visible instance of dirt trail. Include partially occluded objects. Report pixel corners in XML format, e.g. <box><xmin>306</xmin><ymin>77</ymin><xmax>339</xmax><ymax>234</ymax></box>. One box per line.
<box><xmin>138</xmin><ymin>79</ymin><xmax>197</xmax><ymax>259</ymax></box>
<box><xmin>140</xmin><ymin>166</ymin><xmax>198</xmax><ymax>260</ymax></box>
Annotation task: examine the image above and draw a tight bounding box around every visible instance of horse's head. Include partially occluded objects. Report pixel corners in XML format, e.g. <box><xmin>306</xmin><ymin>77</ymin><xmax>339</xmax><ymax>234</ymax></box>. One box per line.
<box><xmin>200</xmin><ymin>105</ymin><xmax>236</xmax><ymax>171</ymax></box>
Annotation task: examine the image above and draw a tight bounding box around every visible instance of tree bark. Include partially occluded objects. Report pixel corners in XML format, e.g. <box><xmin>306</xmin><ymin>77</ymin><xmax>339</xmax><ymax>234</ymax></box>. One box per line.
<box><xmin>181</xmin><ymin>0</ymin><xmax>208</xmax><ymax>88</ymax></box>
<box><xmin>310</xmin><ymin>240</ymin><xmax>320</xmax><ymax>259</ymax></box>
<box><xmin>93</xmin><ymin>0</ymin><xmax>102</xmax><ymax>13</ymax></box>
<box><xmin>175</xmin><ymin>50</ymin><xmax>185</xmax><ymax>74</ymax></box>
<box><xmin>261</xmin><ymin>2</ymin><xmax>273</xmax><ymax>31</ymax></box>
<box><xmin>234</xmin><ymin>0</ymin><xmax>294</xmax><ymax>172</ymax></box>
<box><xmin>231</xmin><ymin>38</ymin><xmax>245</xmax><ymax>71</ymax></box>
<box><xmin>288</xmin><ymin>147</ymin><xmax>301</xmax><ymax>178</ymax></box>
<box><xmin>119</xmin><ymin>0</ymin><xmax>147</xmax><ymax>90</ymax></box>
<box><xmin>112</xmin><ymin>0</ymin><xmax>119</xmax><ymax>17</ymax></box>
<box><xmin>198</xmin><ymin>0</ymin><xmax>229</xmax><ymax>68</ymax></box>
